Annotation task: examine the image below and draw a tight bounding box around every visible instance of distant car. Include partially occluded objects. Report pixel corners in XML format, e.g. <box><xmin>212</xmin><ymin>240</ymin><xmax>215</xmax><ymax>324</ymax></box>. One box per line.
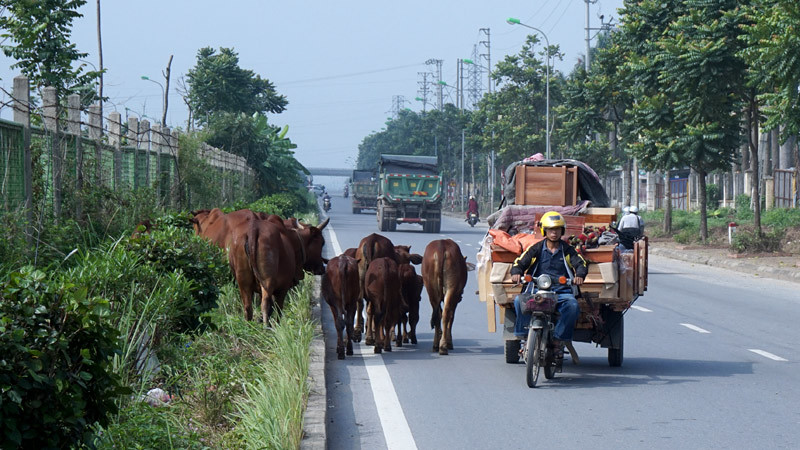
<box><xmin>308</xmin><ymin>185</ymin><xmax>325</xmax><ymax>196</ymax></box>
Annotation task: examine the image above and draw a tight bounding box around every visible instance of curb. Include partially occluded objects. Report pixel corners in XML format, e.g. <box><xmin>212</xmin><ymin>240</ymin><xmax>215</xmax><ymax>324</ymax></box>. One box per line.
<box><xmin>649</xmin><ymin>246</ymin><xmax>800</xmax><ymax>283</ymax></box>
<box><xmin>301</xmin><ymin>277</ymin><xmax>327</xmax><ymax>449</ymax></box>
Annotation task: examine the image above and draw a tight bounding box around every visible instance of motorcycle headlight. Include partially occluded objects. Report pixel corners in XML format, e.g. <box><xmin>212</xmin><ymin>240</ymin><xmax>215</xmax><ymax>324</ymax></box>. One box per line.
<box><xmin>537</xmin><ymin>274</ymin><xmax>552</xmax><ymax>290</ymax></box>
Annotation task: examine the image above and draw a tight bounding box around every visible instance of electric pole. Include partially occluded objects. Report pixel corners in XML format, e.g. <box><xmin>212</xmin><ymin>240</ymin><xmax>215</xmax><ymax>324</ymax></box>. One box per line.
<box><xmin>426</xmin><ymin>58</ymin><xmax>444</xmax><ymax>110</ymax></box>
<box><xmin>480</xmin><ymin>27</ymin><xmax>491</xmax><ymax>94</ymax></box>
<box><xmin>417</xmin><ymin>72</ymin><xmax>431</xmax><ymax>112</ymax></box>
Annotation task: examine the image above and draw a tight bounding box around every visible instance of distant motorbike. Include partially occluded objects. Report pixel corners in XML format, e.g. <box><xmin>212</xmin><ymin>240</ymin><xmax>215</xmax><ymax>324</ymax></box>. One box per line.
<box><xmin>519</xmin><ymin>274</ymin><xmax>573</xmax><ymax>388</ymax></box>
<box><xmin>323</xmin><ymin>197</ymin><xmax>331</xmax><ymax>212</ymax></box>
<box><xmin>467</xmin><ymin>212</ymin><xmax>479</xmax><ymax>227</ymax></box>
<box><xmin>343</xmin><ymin>187</ymin><xmax>349</xmax><ymax>198</ymax></box>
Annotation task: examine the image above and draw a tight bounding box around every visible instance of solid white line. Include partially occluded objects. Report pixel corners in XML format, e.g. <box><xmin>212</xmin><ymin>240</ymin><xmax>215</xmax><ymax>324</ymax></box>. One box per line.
<box><xmin>631</xmin><ymin>305</ymin><xmax>652</xmax><ymax>312</ymax></box>
<box><xmin>680</xmin><ymin>323</ymin><xmax>711</xmax><ymax>334</ymax></box>
<box><xmin>325</xmin><ymin>225</ymin><xmax>418</xmax><ymax>450</ymax></box>
<box><xmin>748</xmin><ymin>349</ymin><xmax>788</xmax><ymax>362</ymax></box>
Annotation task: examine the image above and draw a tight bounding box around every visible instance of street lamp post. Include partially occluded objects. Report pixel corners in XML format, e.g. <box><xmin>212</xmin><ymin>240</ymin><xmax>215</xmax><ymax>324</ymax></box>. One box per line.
<box><xmin>506</xmin><ymin>17</ymin><xmax>551</xmax><ymax>160</ymax></box>
<box><xmin>140</xmin><ymin>75</ymin><xmax>166</xmax><ymax>126</ymax></box>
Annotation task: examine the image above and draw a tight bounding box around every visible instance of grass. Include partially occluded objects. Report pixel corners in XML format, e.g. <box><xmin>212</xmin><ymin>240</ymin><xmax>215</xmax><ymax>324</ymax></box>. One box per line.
<box><xmin>96</xmin><ymin>277</ymin><xmax>317</xmax><ymax>449</ymax></box>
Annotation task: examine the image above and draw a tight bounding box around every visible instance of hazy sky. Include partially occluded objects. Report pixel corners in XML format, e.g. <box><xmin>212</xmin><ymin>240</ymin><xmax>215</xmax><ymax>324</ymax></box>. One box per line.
<box><xmin>0</xmin><ymin>0</ymin><xmax>624</xmax><ymax>173</ymax></box>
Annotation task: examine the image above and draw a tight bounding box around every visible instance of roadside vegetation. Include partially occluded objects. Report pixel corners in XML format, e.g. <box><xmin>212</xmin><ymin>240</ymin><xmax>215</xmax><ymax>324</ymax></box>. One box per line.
<box><xmin>642</xmin><ymin>194</ymin><xmax>800</xmax><ymax>254</ymax></box>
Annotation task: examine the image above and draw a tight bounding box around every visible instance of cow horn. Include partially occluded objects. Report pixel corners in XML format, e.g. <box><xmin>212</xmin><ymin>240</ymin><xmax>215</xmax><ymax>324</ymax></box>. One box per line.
<box><xmin>317</xmin><ymin>217</ymin><xmax>330</xmax><ymax>230</ymax></box>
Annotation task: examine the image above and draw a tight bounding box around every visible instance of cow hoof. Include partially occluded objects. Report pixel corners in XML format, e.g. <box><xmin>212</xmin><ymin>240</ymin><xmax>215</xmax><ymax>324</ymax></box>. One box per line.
<box><xmin>337</xmin><ymin>352</ymin><xmax>345</xmax><ymax>360</ymax></box>
<box><xmin>346</xmin><ymin>348</ymin><xmax>353</xmax><ymax>356</ymax></box>
<box><xmin>411</xmin><ymin>337</ymin><xmax>417</xmax><ymax>345</ymax></box>
<box><xmin>365</xmin><ymin>337</ymin><xmax>374</xmax><ymax>346</ymax></box>
<box><xmin>431</xmin><ymin>346</ymin><xmax>439</xmax><ymax>352</ymax></box>
<box><xmin>385</xmin><ymin>346</ymin><xmax>392</xmax><ymax>352</ymax></box>
<box><xmin>352</xmin><ymin>335</ymin><xmax>361</xmax><ymax>343</ymax></box>
<box><xmin>396</xmin><ymin>341</ymin><xmax>403</xmax><ymax>348</ymax></box>
<box><xmin>374</xmin><ymin>346</ymin><xmax>382</xmax><ymax>354</ymax></box>
<box><xmin>403</xmin><ymin>337</ymin><xmax>409</xmax><ymax>344</ymax></box>
<box><xmin>439</xmin><ymin>348</ymin><xmax>449</xmax><ymax>356</ymax></box>
<box><xmin>447</xmin><ymin>343</ymin><xmax>454</xmax><ymax>350</ymax></box>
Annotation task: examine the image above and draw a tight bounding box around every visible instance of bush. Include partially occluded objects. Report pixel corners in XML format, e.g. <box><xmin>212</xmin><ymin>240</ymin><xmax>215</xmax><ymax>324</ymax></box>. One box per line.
<box><xmin>706</xmin><ymin>183</ymin><xmax>720</xmax><ymax>208</ymax></box>
<box><xmin>0</xmin><ymin>267</ymin><xmax>128</xmax><ymax>449</ymax></box>
<box><xmin>762</xmin><ymin>208</ymin><xmax>800</xmax><ymax>229</ymax></box>
<box><xmin>247</xmin><ymin>190</ymin><xmax>316</xmax><ymax>218</ymax></box>
<box><xmin>731</xmin><ymin>228</ymin><xmax>783</xmax><ymax>253</ymax></box>
<box><xmin>735</xmin><ymin>194</ymin><xmax>754</xmax><ymax>220</ymax></box>
<box><xmin>127</xmin><ymin>226</ymin><xmax>230</xmax><ymax>331</ymax></box>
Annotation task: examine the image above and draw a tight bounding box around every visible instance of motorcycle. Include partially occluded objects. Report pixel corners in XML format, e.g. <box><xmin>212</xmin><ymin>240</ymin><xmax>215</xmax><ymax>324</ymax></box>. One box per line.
<box><xmin>519</xmin><ymin>274</ymin><xmax>573</xmax><ymax>388</ymax></box>
<box><xmin>343</xmin><ymin>187</ymin><xmax>349</xmax><ymax>198</ymax></box>
<box><xmin>467</xmin><ymin>212</ymin><xmax>479</xmax><ymax>227</ymax></box>
<box><xmin>323</xmin><ymin>197</ymin><xmax>331</xmax><ymax>212</ymax></box>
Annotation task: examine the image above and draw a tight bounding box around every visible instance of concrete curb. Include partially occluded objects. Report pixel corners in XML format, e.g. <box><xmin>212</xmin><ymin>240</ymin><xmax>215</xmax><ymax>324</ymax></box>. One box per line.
<box><xmin>649</xmin><ymin>246</ymin><xmax>800</xmax><ymax>283</ymax></box>
<box><xmin>301</xmin><ymin>277</ymin><xmax>327</xmax><ymax>449</ymax></box>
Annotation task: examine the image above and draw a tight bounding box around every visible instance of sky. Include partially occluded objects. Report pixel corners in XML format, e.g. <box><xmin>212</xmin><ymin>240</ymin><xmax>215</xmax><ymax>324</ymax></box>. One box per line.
<box><xmin>0</xmin><ymin>0</ymin><xmax>625</xmax><ymax>188</ymax></box>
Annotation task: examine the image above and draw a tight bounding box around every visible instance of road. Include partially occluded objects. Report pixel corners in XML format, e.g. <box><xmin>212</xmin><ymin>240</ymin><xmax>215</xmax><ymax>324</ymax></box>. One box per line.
<box><xmin>319</xmin><ymin>194</ymin><xmax>800</xmax><ymax>449</ymax></box>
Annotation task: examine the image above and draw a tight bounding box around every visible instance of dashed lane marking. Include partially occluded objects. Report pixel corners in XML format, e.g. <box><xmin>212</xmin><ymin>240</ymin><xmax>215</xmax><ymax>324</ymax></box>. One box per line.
<box><xmin>681</xmin><ymin>323</ymin><xmax>711</xmax><ymax>333</ymax></box>
<box><xmin>680</xmin><ymin>323</ymin><xmax>711</xmax><ymax>334</ymax></box>
<box><xmin>748</xmin><ymin>349</ymin><xmax>788</xmax><ymax>361</ymax></box>
<box><xmin>631</xmin><ymin>305</ymin><xmax>652</xmax><ymax>312</ymax></box>
<box><xmin>325</xmin><ymin>226</ymin><xmax>418</xmax><ymax>450</ymax></box>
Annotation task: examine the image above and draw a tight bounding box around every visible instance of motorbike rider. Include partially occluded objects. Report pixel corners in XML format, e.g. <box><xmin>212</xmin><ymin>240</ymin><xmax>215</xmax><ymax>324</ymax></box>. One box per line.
<box><xmin>466</xmin><ymin>195</ymin><xmax>479</xmax><ymax>220</ymax></box>
<box><xmin>510</xmin><ymin>211</ymin><xmax>588</xmax><ymax>355</ymax></box>
<box><xmin>617</xmin><ymin>205</ymin><xmax>644</xmax><ymax>249</ymax></box>
<box><xmin>322</xmin><ymin>192</ymin><xmax>331</xmax><ymax>208</ymax></box>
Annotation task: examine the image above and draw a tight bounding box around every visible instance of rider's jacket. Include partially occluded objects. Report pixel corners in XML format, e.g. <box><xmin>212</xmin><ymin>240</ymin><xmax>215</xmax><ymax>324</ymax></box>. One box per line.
<box><xmin>510</xmin><ymin>239</ymin><xmax>588</xmax><ymax>283</ymax></box>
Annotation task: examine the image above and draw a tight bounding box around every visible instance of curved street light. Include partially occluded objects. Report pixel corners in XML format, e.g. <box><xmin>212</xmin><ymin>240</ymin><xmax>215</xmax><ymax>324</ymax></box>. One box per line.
<box><xmin>140</xmin><ymin>75</ymin><xmax>166</xmax><ymax>126</ymax></box>
<box><xmin>507</xmin><ymin>17</ymin><xmax>551</xmax><ymax>159</ymax></box>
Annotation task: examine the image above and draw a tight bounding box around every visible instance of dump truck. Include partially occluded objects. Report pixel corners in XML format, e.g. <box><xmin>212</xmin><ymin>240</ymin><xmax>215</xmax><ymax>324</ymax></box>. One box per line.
<box><xmin>377</xmin><ymin>154</ymin><xmax>443</xmax><ymax>233</ymax></box>
<box><xmin>476</xmin><ymin>158</ymin><xmax>648</xmax><ymax>367</ymax></box>
<box><xmin>351</xmin><ymin>169</ymin><xmax>379</xmax><ymax>214</ymax></box>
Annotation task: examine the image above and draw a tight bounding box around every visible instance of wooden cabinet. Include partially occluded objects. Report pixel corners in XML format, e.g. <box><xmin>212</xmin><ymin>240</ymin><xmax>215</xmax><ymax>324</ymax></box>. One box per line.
<box><xmin>514</xmin><ymin>165</ymin><xmax>578</xmax><ymax>206</ymax></box>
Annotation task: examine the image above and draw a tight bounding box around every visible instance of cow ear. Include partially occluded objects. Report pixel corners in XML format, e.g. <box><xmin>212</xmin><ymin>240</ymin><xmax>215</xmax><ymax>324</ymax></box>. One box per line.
<box><xmin>410</xmin><ymin>254</ymin><xmax>423</xmax><ymax>265</ymax></box>
<box><xmin>465</xmin><ymin>261</ymin><xmax>476</xmax><ymax>272</ymax></box>
<box><xmin>322</xmin><ymin>257</ymin><xmax>329</xmax><ymax>264</ymax></box>
<box><xmin>317</xmin><ymin>217</ymin><xmax>330</xmax><ymax>230</ymax></box>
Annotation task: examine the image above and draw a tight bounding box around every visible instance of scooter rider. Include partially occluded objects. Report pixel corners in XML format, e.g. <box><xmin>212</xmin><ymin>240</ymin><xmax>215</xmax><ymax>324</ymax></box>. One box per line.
<box><xmin>617</xmin><ymin>205</ymin><xmax>644</xmax><ymax>249</ymax></box>
<box><xmin>466</xmin><ymin>195</ymin><xmax>479</xmax><ymax>220</ymax></box>
<box><xmin>510</xmin><ymin>211</ymin><xmax>588</xmax><ymax>354</ymax></box>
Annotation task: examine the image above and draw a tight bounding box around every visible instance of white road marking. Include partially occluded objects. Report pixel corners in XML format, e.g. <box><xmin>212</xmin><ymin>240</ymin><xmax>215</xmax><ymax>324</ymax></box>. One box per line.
<box><xmin>631</xmin><ymin>305</ymin><xmax>652</xmax><ymax>312</ymax></box>
<box><xmin>680</xmin><ymin>323</ymin><xmax>711</xmax><ymax>334</ymax></box>
<box><xmin>325</xmin><ymin>225</ymin><xmax>418</xmax><ymax>450</ymax></box>
<box><xmin>748</xmin><ymin>349</ymin><xmax>788</xmax><ymax>362</ymax></box>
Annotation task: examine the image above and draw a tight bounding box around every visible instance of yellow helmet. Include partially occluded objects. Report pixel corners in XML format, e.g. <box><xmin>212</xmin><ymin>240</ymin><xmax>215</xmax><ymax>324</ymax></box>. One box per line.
<box><xmin>540</xmin><ymin>211</ymin><xmax>566</xmax><ymax>235</ymax></box>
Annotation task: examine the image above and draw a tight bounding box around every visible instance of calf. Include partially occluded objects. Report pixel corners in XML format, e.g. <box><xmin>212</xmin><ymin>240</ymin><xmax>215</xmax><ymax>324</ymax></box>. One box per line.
<box><xmin>422</xmin><ymin>239</ymin><xmax>469</xmax><ymax>355</ymax></box>
<box><xmin>397</xmin><ymin>264</ymin><xmax>424</xmax><ymax>345</ymax></box>
<box><xmin>363</xmin><ymin>257</ymin><xmax>402</xmax><ymax>354</ymax></box>
<box><xmin>322</xmin><ymin>255</ymin><xmax>360</xmax><ymax>359</ymax></box>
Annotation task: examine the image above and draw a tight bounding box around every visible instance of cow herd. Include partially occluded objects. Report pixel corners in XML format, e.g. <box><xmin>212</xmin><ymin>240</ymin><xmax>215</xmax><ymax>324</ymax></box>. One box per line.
<box><xmin>325</xmin><ymin>233</ymin><xmax>471</xmax><ymax>359</ymax></box>
<box><xmin>188</xmin><ymin>208</ymin><xmax>472</xmax><ymax>359</ymax></box>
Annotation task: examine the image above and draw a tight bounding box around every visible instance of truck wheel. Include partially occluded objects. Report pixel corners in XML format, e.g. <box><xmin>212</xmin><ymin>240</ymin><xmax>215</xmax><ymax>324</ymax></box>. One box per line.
<box><xmin>608</xmin><ymin>314</ymin><xmax>624</xmax><ymax>367</ymax></box>
<box><xmin>504</xmin><ymin>340</ymin><xmax>521</xmax><ymax>364</ymax></box>
<box><xmin>433</xmin><ymin>220</ymin><xmax>441</xmax><ymax>233</ymax></box>
<box><xmin>378</xmin><ymin>209</ymin><xmax>387</xmax><ymax>231</ymax></box>
<box><xmin>388</xmin><ymin>216</ymin><xmax>396</xmax><ymax>231</ymax></box>
<box><xmin>353</xmin><ymin>207</ymin><xmax>360</xmax><ymax>214</ymax></box>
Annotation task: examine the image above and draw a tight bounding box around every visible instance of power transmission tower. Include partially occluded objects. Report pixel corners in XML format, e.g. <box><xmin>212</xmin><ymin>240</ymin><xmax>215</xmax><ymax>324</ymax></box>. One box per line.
<box><xmin>426</xmin><ymin>58</ymin><xmax>443</xmax><ymax>110</ymax></box>
<box><xmin>388</xmin><ymin>95</ymin><xmax>407</xmax><ymax>119</ymax></box>
<box><xmin>417</xmin><ymin>72</ymin><xmax>431</xmax><ymax>112</ymax></box>
<box><xmin>467</xmin><ymin>44</ymin><xmax>483</xmax><ymax>109</ymax></box>
<box><xmin>480</xmin><ymin>28</ymin><xmax>491</xmax><ymax>95</ymax></box>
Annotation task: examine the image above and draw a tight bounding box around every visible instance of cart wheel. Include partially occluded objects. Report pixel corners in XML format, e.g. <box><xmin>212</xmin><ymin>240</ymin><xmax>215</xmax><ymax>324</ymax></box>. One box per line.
<box><xmin>608</xmin><ymin>314</ymin><xmax>624</xmax><ymax>367</ymax></box>
<box><xmin>504</xmin><ymin>340</ymin><xmax>521</xmax><ymax>364</ymax></box>
<box><xmin>526</xmin><ymin>328</ymin><xmax>542</xmax><ymax>388</ymax></box>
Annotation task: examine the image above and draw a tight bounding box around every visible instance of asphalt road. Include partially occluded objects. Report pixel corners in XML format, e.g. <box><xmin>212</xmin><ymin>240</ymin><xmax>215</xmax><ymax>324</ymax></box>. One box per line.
<box><xmin>320</xmin><ymin>195</ymin><xmax>800</xmax><ymax>449</ymax></box>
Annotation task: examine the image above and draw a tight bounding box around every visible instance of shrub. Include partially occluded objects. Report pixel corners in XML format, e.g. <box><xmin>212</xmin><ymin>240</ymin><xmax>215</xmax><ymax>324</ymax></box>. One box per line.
<box><xmin>731</xmin><ymin>228</ymin><xmax>783</xmax><ymax>253</ymax></box>
<box><xmin>247</xmin><ymin>189</ymin><xmax>316</xmax><ymax>218</ymax></box>
<box><xmin>673</xmin><ymin>228</ymin><xmax>697</xmax><ymax>245</ymax></box>
<box><xmin>762</xmin><ymin>208</ymin><xmax>800</xmax><ymax>229</ymax></box>
<box><xmin>93</xmin><ymin>402</ymin><xmax>204</xmax><ymax>449</ymax></box>
<box><xmin>0</xmin><ymin>267</ymin><xmax>128</xmax><ymax>449</ymax></box>
<box><xmin>127</xmin><ymin>226</ymin><xmax>230</xmax><ymax>331</ymax></box>
<box><xmin>735</xmin><ymin>194</ymin><xmax>754</xmax><ymax>220</ymax></box>
<box><xmin>706</xmin><ymin>183</ymin><xmax>720</xmax><ymax>208</ymax></box>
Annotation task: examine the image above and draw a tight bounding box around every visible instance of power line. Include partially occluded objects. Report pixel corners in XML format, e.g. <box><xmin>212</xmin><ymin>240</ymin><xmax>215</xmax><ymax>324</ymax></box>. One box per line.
<box><xmin>278</xmin><ymin>62</ymin><xmax>424</xmax><ymax>86</ymax></box>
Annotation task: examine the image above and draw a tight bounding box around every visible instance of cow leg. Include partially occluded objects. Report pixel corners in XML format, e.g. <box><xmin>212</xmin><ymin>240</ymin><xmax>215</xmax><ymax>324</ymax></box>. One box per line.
<box><xmin>345</xmin><ymin>304</ymin><xmax>355</xmax><ymax>356</ymax></box>
<box><xmin>373</xmin><ymin>310</ymin><xmax>383</xmax><ymax>354</ymax></box>
<box><xmin>440</xmin><ymin>301</ymin><xmax>457</xmax><ymax>355</ymax></box>
<box><xmin>259</xmin><ymin>286</ymin><xmax>273</xmax><ymax>327</ymax></box>
<box><xmin>364</xmin><ymin>301</ymin><xmax>375</xmax><ymax>346</ymax></box>
<box><xmin>336</xmin><ymin>311</ymin><xmax>346</xmax><ymax>360</ymax></box>
<box><xmin>396</xmin><ymin>319</ymin><xmax>404</xmax><ymax>348</ymax></box>
<box><xmin>353</xmin><ymin>298</ymin><xmax>364</xmax><ymax>343</ymax></box>
<box><xmin>401</xmin><ymin>314</ymin><xmax>409</xmax><ymax>344</ymax></box>
<box><xmin>430</xmin><ymin>304</ymin><xmax>442</xmax><ymax>353</ymax></box>
<box><xmin>239</xmin><ymin>283</ymin><xmax>254</xmax><ymax>322</ymax></box>
<box><xmin>384</xmin><ymin>321</ymin><xmax>393</xmax><ymax>352</ymax></box>
<box><xmin>409</xmin><ymin>308</ymin><xmax>419</xmax><ymax>345</ymax></box>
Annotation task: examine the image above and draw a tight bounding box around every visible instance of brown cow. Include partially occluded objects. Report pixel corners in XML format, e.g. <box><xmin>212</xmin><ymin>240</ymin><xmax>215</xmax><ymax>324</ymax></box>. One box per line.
<box><xmin>191</xmin><ymin>209</ymin><xmax>328</xmax><ymax>322</ymax></box>
<box><xmin>322</xmin><ymin>255</ymin><xmax>360</xmax><ymax>359</ymax></box>
<box><xmin>355</xmin><ymin>234</ymin><xmax>422</xmax><ymax>345</ymax></box>
<box><xmin>397</xmin><ymin>264</ymin><xmax>424</xmax><ymax>345</ymax></box>
<box><xmin>363</xmin><ymin>257</ymin><xmax>403</xmax><ymax>354</ymax></box>
<box><xmin>422</xmin><ymin>239</ymin><xmax>469</xmax><ymax>355</ymax></box>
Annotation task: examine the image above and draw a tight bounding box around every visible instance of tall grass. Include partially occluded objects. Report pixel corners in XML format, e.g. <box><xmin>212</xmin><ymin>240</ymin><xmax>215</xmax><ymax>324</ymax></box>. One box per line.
<box><xmin>229</xmin><ymin>280</ymin><xmax>315</xmax><ymax>449</ymax></box>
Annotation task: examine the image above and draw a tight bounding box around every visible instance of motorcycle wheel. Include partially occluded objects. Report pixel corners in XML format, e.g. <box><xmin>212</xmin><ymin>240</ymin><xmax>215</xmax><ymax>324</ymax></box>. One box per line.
<box><xmin>526</xmin><ymin>328</ymin><xmax>542</xmax><ymax>388</ymax></box>
<box><xmin>544</xmin><ymin>346</ymin><xmax>557</xmax><ymax>380</ymax></box>
<box><xmin>504</xmin><ymin>339</ymin><xmax>521</xmax><ymax>364</ymax></box>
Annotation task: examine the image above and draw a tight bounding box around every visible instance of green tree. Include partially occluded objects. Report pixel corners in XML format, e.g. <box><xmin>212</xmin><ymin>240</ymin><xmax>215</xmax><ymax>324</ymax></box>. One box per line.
<box><xmin>186</xmin><ymin>47</ymin><xmax>287</xmax><ymax>126</ymax></box>
<box><xmin>0</xmin><ymin>0</ymin><xmax>101</xmax><ymax>103</ymax></box>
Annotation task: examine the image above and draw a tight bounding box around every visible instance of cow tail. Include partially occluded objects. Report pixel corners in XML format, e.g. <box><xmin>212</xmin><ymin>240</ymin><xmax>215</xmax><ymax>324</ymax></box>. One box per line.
<box><xmin>246</xmin><ymin>224</ymin><xmax>263</xmax><ymax>284</ymax></box>
<box><xmin>430</xmin><ymin>250</ymin><xmax>443</xmax><ymax>329</ymax></box>
<box><xmin>338</xmin><ymin>258</ymin><xmax>348</xmax><ymax>320</ymax></box>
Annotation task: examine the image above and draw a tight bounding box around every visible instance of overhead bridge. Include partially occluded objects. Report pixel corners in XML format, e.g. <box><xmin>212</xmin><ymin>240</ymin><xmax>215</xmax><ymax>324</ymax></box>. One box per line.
<box><xmin>307</xmin><ymin>167</ymin><xmax>353</xmax><ymax>177</ymax></box>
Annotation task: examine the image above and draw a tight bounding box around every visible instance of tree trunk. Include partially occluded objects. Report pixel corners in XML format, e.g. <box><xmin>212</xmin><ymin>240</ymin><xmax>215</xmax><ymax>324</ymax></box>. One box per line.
<box><xmin>749</xmin><ymin>97</ymin><xmax>761</xmax><ymax>234</ymax></box>
<box><xmin>162</xmin><ymin>55</ymin><xmax>173</xmax><ymax>127</ymax></box>
<box><xmin>698</xmin><ymin>168</ymin><xmax>708</xmax><ymax>242</ymax></box>
<box><xmin>664</xmin><ymin>169</ymin><xmax>672</xmax><ymax>234</ymax></box>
